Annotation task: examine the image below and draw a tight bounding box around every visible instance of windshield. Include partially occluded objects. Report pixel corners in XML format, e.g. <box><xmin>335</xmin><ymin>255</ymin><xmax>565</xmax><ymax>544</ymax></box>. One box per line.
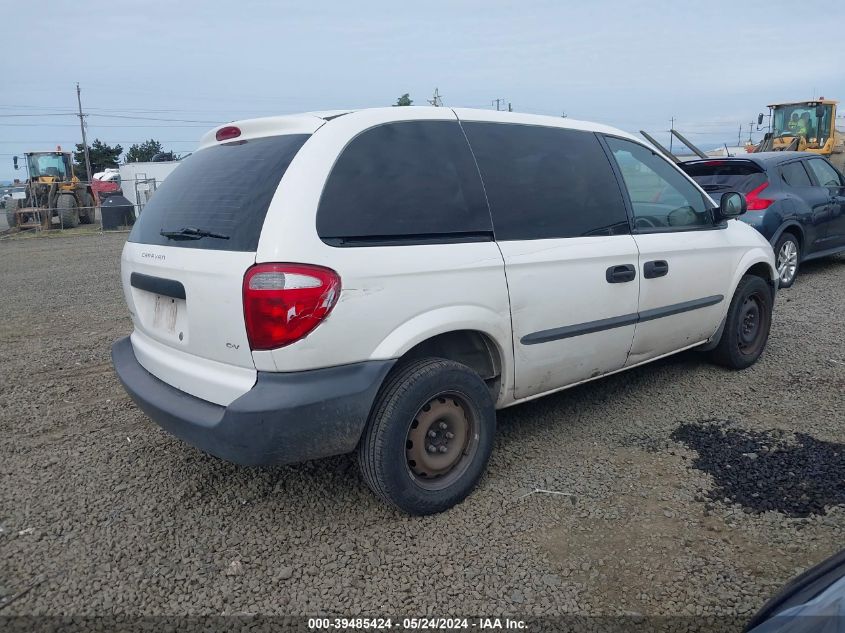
<box><xmin>27</xmin><ymin>153</ymin><xmax>72</xmax><ymax>180</ymax></box>
<box><xmin>772</xmin><ymin>104</ymin><xmax>834</xmax><ymax>143</ymax></box>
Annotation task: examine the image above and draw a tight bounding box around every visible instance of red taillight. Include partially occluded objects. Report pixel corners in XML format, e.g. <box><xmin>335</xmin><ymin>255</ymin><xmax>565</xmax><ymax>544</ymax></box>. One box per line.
<box><xmin>216</xmin><ymin>126</ymin><xmax>241</xmax><ymax>142</ymax></box>
<box><xmin>746</xmin><ymin>181</ymin><xmax>773</xmax><ymax>210</ymax></box>
<box><xmin>243</xmin><ymin>264</ymin><xmax>341</xmax><ymax>350</ymax></box>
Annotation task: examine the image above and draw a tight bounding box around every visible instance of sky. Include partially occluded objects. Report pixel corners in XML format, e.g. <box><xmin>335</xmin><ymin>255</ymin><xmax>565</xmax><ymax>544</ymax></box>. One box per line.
<box><xmin>2</xmin><ymin>0</ymin><xmax>844</xmax><ymax>182</ymax></box>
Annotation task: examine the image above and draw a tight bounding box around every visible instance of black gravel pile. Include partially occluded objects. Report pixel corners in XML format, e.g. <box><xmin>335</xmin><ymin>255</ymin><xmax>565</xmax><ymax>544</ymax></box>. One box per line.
<box><xmin>672</xmin><ymin>421</ymin><xmax>845</xmax><ymax>517</ymax></box>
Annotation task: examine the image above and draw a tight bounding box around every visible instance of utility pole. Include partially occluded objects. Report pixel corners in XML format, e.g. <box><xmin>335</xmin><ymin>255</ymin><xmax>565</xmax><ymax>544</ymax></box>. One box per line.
<box><xmin>492</xmin><ymin>98</ymin><xmax>505</xmax><ymax>111</ymax></box>
<box><xmin>737</xmin><ymin>125</ymin><xmax>742</xmax><ymax>146</ymax></box>
<box><xmin>748</xmin><ymin>120</ymin><xmax>755</xmax><ymax>144</ymax></box>
<box><xmin>76</xmin><ymin>83</ymin><xmax>92</xmax><ymax>182</ymax></box>
<box><xmin>508</xmin><ymin>102</ymin><xmax>512</xmax><ymax>112</ymax></box>
<box><xmin>427</xmin><ymin>88</ymin><xmax>443</xmax><ymax>107</ymax></box>
<box><xmin>669</xmin><ymin>116</ymin><xmax>675</xmax><ymax>153</ymax></box>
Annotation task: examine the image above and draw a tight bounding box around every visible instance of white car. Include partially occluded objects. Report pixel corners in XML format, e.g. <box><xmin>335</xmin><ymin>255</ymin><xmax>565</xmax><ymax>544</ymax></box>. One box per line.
<box><xmin>112</xmin><ymin>107</ymin><xmax>778</xmax><ymax>515</ymax></box>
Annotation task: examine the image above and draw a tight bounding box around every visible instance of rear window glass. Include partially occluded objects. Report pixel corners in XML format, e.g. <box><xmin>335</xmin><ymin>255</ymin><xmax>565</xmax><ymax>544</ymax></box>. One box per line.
<box><xmin>128</xmin><ymin>134</ymin><xmax>309</xmax><ymax>252</ymax></box>
<box><xmin>781</xmin><ymin>161</ymin><xmax>813</xmax><ymax>187</ymax></box>
<box><xmin>316</xmin><ymin>120</ymin><xmax>491</xmax><ymax>244</ymax></box>
<box><xmin>681</xmin><ymin>161</ymin><xmax>766</xmax><ymax>195</ymax></box>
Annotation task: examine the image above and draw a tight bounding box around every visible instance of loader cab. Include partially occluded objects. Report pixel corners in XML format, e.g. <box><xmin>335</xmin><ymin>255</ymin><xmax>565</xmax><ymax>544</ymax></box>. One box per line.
<box><xmin>26</xmin><ymin>151</ymin><xmax>73</xmax><ymax>182</ymax></box>
<box><xmin>769</xmin><ymin>100</ymin><xmax>836</xmax><ymax>150</ymax></box>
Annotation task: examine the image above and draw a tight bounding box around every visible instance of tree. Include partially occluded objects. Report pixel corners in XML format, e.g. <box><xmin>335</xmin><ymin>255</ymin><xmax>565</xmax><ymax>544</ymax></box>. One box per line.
<box><xmin>73</xmin><ymin>139</ymin><xmax>123</xmax><ymax>181</ymax></box>
<box><xmin>394</xmin><ymin>93</ymin><xmax>413</xmax><ymax>106</ymax></box>
<box><xmin>125</xmin><ymin>139</ymin><xmax>164</xmax><ymax>163</ymax></box>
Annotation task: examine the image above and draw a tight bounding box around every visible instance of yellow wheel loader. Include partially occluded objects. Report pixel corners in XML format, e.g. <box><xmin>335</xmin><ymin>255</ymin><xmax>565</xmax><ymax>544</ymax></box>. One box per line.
<box><xmin>752</xmin><ymin>99</ymin><xmax>845</xmax><ymax>172</ymax></box>
<box><xmin>5</xmin><ymin>150</ymin><xmax>96</xmax><ymax>229</ymax></box>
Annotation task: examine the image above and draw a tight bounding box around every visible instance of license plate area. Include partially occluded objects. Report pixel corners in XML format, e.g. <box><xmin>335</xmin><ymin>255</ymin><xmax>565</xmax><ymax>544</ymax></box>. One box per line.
<box><xmin>153</xmin><ymin>294</ymin><xmax>179</xmax><ymax>334</ymax></box>
<box><xmin>132</xmin><ymin>288</ymin><xmax>188</xmax><ymax>345</ymax></box>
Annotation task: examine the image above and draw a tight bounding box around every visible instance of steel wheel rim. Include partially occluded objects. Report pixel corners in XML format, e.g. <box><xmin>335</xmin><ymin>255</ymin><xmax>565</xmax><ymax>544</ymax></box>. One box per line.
<box><xmin>737</xmin><ymin>292</ymin><xmax>764</xmax><ymax>353</ymax></box>
<box><xmin>405</xmin><ymin>392</ymin><xmax>479</xmax><ymax>491</ymax></box>
<box><xmin>777</xmin><ymin>240</ymin><xmax>798</xmax><ymax>284</ymax></box>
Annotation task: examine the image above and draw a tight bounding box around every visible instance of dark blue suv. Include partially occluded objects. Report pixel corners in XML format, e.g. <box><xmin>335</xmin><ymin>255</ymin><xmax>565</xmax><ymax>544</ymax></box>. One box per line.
<box><xmin>681</xmin><ymin>152</ymin><xmax>845</xmax><ymax>287</ymax></box>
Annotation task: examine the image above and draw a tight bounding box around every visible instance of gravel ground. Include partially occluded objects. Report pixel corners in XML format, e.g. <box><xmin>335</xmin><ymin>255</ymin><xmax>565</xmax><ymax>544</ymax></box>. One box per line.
<box><xmin>0</xmin><ymin>232</ymin><xmax>843</xmax><ymax>620</ymax></box>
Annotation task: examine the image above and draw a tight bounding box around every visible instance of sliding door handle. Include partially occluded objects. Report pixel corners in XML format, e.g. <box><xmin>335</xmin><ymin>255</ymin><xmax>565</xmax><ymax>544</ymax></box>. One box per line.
<box><xmin>643</xmin><ymin>260</ymin><xmax>669</xmax><ymax>279</ymax></box>
<box><xmin>606</xmin><ymin>264</ymin><xmax>636</xmax><ymax>283</ymax></box>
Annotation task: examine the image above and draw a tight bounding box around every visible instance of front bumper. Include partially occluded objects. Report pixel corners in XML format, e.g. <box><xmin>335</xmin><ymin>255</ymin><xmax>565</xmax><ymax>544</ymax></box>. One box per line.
<box><xmin>111</xmin><ymin>336</ymin><xmax>394</xmax><ymax>466</ymax></box>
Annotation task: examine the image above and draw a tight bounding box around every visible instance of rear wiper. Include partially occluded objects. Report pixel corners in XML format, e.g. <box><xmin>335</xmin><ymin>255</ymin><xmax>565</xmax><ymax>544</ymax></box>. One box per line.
<box><xmin>160</xmin><ymin>226</ymin><xmax>230</xmax><ymax>240</ymax></box>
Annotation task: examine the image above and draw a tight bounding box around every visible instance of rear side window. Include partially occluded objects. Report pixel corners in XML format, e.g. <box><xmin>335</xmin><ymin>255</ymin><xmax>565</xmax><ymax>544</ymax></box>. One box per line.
<box><xmin>780</xmin><ymin>161</ymin><xmax>813</xmax><ymax>187</ymax></box>
<box><xmin>462</xmin><ymin>122</ymin><xmax>629</xmax><ymax>240</ymax></box>
<box><xmin>317</xmin><ymin>121</ymin><xmax>491</xmax><ymax>245</ymax></box>
<box><xmin>129</xmin><ymin>135</ymin><xmax>309</xmax><ymax>252</ymax></box>
<box><xmin>806</xmin><ymin>158</ymin><xmax>844</xmax><ymax>187</ymax></box>
<box><xmin>682</xmin><ymin>160</ymin><xmax>767</xmax><ymax>195</ymax></box>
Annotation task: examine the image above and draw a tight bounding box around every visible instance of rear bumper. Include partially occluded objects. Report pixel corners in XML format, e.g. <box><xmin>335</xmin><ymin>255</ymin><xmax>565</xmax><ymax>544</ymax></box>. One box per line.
<box><xmin>111</xmin><ymin>336</ymin><xmax>394</xmax><ymax>466</ymax></box>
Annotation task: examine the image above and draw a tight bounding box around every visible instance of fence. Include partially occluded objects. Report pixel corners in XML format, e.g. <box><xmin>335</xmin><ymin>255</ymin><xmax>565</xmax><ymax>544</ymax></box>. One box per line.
<box><xmin>1</xmin><ymin>172</ymin><xmax>169</xmax><ymax>236</ymax></box>
<box><xmin>1</xmin><ymin>192</ymin><xmax>133</xmax><ymax>235</ymax></box>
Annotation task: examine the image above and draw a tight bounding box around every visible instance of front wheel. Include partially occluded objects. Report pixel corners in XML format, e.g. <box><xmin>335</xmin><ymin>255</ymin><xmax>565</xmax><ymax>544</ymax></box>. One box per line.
<box><xmin>774</xmin><ymin>233</ymin><xmax>800</xmax><ymax>288</ymax></box>
<box><xmin>5</xmin><ymin>199</ymin><xmax>19</xmax><ymax>227</ymax></box>
<box><xmin>57</xmin><ymin>194</ymin><xmax>79</xmax><ymax>228</ymax></box>
<box><xmin>708</xmin><ymin>275</ymin><xmax>773</xmax><ymax>369</ymax></box>
<box><xmin>358</xmin><ymin>358</ymin><xmax>496</xmax><ymax>515</ymax></box>
<box><xmin>78</xmin><ymin>192</ymin><xmax>96</xmax><ymax>224</ymax></box>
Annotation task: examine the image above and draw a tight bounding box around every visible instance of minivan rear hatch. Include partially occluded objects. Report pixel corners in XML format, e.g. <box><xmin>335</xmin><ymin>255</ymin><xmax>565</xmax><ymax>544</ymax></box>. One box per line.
<box><xmin>122</xmin><ymin>128</ymin><xmax>313</xmax><ymax>404</ymax></box>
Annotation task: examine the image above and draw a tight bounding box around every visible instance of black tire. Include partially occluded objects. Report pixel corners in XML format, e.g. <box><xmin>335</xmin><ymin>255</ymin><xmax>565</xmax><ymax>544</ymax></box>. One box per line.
<box><xmin>708</xmin><ymin>275</ymin><xmax>773</xmax><ymax>369</ymax></box>
<box><xmin>773</xmin><ymin>232</ymin><xmax>800</xmax><ymax>288</ymax></box>
<box><xmin>78</xmin><ymin>192</ymin><xmax>95</xmax><ymax>224</ymax></box>
<box><xmin>5</xmin><ymin>199</ymin><xmax>19</xmax><ymax>227</ymax></box>
<box><xmin>358</xmin><ymin>357</ymin><xmax>496</xmax><ymax>515</ymax></box>
<box><xmin>57</xmin><ymin>194</ymin><xmax>79</xmax><ymax>228</ymax></box>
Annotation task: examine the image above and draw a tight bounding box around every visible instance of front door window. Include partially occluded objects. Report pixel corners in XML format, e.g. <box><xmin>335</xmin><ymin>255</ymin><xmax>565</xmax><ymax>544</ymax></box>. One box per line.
<box><xmin>605</xmin><ymin>137</ymin><xmax>712</xmax><ymax>231</ymax></box>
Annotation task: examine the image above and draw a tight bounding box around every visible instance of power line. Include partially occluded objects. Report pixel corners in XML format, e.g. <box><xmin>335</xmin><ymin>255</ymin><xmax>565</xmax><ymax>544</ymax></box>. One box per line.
<box><xmin>0</xmin><ymin>140</ymin><xmax>198</xmax><ymax>144</ymax></box>
<box><xmin>0</xmin><ymin>112</ymin><xmax>77</xmax><ymax>117</ymax></box>
<box><xmin>0</xmin><ymin>123</ymin><xmax>211</xmax><ymax>127</ymax></box>
<box><xmin>0</xmin><ymin>103</ymin><xmax>304</xmax><ymax>116</ymax></box>
<box><xmin>0</xmin><ymin>111</ymin><xmax>222</xmax><ymax>124</ymax></box>
<box><xmin>87</xmin><ymin>113</ymin><xmax>224</xmax><ymax>123</ymax></box>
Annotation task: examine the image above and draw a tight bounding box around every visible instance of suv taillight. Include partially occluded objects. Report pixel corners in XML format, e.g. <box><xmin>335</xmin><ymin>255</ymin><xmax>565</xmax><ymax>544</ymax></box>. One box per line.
<box><xmin>746</xmin><ymin>181</ymin><xmax>774</xmax><ymax>210</ymax></box>
<box><xmin>243</xmin><ymin>263</ymin><xmax>340</xmax><ymax>350</ymax></box>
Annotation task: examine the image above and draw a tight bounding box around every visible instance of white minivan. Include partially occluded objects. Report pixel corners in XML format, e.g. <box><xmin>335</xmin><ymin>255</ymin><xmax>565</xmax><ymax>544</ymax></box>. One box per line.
<box><xmin>112</xmin><ymin>107</ymin><xmax>777</xmax><ymax>515</ymax></box>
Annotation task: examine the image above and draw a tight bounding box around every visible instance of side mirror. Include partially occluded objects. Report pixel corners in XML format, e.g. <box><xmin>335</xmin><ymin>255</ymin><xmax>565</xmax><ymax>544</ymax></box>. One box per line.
<box><xmin>757</xmin><ymin>113</ymin><xmax>764</xmax><ymax>125</ymax></box>
<box><xmin>13</xmin><ymin>156</ymin><xmax>18</xmax><ymax>170</ymax></box>
<box><xmin>718</xmin><ymin>191</ymin><xmax>747</xmax><ymax>220</ymax></box>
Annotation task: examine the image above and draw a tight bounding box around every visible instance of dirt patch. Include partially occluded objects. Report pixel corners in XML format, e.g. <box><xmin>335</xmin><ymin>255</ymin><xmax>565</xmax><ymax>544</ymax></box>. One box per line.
<box><xmin>537</xmin><ymin>446</ymin><xmax>827</xmax><ymax>615</ymax></box>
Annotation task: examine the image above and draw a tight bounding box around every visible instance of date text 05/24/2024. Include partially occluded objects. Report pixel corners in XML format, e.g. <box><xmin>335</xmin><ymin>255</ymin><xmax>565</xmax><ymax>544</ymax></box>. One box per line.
<box><xmin>307</xmin><ymin>618</ymin><xmax>527</xmax><ymax>630</ymax></box>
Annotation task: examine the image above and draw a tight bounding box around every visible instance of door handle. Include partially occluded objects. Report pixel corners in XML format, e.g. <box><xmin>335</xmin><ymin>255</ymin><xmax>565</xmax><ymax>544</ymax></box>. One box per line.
<box><xmin>643</xmin><ymin>260</ymin><xmax>669</xmax><ymax>279</ymax></box>
<box><xmin>606</xmin><ymin>264</ymin><xmax>636</xmax><ymax>283</ymax></box>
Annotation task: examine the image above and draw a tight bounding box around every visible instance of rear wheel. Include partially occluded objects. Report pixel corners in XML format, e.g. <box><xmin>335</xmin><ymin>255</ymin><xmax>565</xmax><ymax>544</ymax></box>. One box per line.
<box><xmin>708</xmin><ymin>275</ymin><xmax>773</xmax><ymax>369</ymax></box>
<box><xmin>78</xmin><ymin>191</ymin><xmax>95</xmax><ymax>224</ymax></box>
<box><xmin>358</xmin><ymin>358</ymin><xmax>495</xmax><ymax>515</ymax></box>
<box><xmin>5</xmin><ymin>199</ymin><xmax>19</xmax><ymax>227</ymax></box>
<box><xmin>57</xmin><ymin>194</ymin><xmax>79</xmax><ymax>228</ymax></box>
<box><xmin>774</xmin><ymin>232</ymin><xmax>800</xmax><ymax>288</ymax></box>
